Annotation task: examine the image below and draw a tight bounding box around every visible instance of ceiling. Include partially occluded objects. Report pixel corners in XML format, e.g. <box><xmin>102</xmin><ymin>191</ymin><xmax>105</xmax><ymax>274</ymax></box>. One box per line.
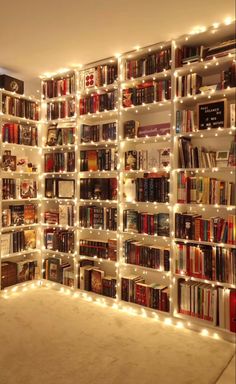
<box><xmin>0</xmin><ymin>0</ymin><xmax>235</xmax><ymax>95</ymax></box>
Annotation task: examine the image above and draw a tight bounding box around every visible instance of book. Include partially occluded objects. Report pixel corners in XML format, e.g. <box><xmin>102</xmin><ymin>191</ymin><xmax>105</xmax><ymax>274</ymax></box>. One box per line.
<box><xmin>137</xmin><ymin>122</ymin><xmax>170</xmax><ymax>137</ymax></box>
<box><xmin>160</xmin><ymin>148</ymin><xmax>170</xmax><ymax>168</ymax></box>
<box><xmin>16</xmin><ymin>157</ymin><xmax>28</xmax><ymax>172</ymax></box>
<box><xmin>24</xmin><ymin>230</ymin><xmax>36</xmax><ymax>249</ymax></box>
<box><xmin>2</xmin><ymin>152</ymin><xmax>16</xmax><ymax>171</ymax></box>
<box><xmin>123</xmin><ymin>120</ymin><xmax>139</xmax><ymax>139</ymax></box>
<box><xmin>1</xmin><ymin>233</ymin><xmax>11</xmax><ymax>256</ymax></box>
<box><xmin>20</xmin><ymin>179</ymin><xmax>37</xmax><ymax>198</ymax></box>
<box><xmin>91</xmin><ymin>269</ymin><xmax>104</xmax><ymax>294</ymax></box>
<box><xmin>230</xmin><ymin>104</ymin><xmax>235</xmax><ymax>127</ymax></box>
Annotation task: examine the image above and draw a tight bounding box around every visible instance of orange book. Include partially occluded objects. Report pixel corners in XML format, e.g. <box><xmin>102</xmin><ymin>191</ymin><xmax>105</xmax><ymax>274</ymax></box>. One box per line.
<box><xmin>87</xmin><ymin>150</ymin><xmax>98</xmax><ymax>171</ymax></box>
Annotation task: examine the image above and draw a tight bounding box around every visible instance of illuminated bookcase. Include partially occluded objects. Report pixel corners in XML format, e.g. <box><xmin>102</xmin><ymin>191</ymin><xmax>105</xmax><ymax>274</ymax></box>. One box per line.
<box><xmin>1</xmin><ymin>19</ymin><xmax>235</xmax><ymax>342</ymax></box>
<box><xmin>0</xmin><ymin>89</ymin><xmax>41</xmax><ymax>289</ymax></box>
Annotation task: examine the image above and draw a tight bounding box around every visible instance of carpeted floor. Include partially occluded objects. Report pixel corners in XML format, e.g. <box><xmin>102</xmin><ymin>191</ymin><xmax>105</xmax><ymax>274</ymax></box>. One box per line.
<box><xmin>0</xmin><ymin>286</ymin><xmax>235</xmax><ymax>384</ymax></box>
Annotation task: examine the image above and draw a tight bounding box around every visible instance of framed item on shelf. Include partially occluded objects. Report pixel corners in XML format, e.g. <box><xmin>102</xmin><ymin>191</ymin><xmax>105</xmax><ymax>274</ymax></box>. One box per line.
<box><xmin>47</xmin><ymin>126</ymin><xmax>58</xmax><ymax>146</ymax></box>
<box><xmin>2</xmin><ymin>153</ymin><xmax>16</xmax><ymax>171</ymax></box>
<box><xmin>216</xmin><ymin>150</ymin><xmax>229</xmax><ymax>166</ymax></box>
<box><xmin>57</xmin><ymin>179</ymin><xmax>75</xmax><ymax>199</ymax></box>
<box><xmin>197</xmin><ymin>99</ymin><xmax>227</xmax><ymax>130</ymax></box>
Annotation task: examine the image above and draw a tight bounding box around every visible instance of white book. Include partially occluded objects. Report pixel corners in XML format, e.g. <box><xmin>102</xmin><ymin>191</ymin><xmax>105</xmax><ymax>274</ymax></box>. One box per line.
<box><xmin>1</xmin><ymin>233</ymin><xmax>11</xmax><ymax>256</ymax></box>
<box><xmin>123</xmin><ymin>178</ymin><xmax>136</xmax><ymax>202</ymax></box>
<box><xmin>230</xmin><ymin>104</ymin><xmax>235</xmax><ymax>127</ymax></box>
<box><xmin>147</xmin><ymin>147</ymin><xmax>160</xmax><ymax>169</ymax></box>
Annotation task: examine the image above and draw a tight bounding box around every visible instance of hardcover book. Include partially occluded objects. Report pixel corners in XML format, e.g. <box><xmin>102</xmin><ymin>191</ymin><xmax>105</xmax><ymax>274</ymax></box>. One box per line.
<box><xmin>91</xmin><ymin>269</ymin><xmax>105</xmax><ymax>294</ymax></box>
<box><xmin>24</xmin><ymin>230</ymin><xmax>36</xmax><ymax>249</ymax></box>
<box><xmin>20</xmin><ymin>179</ymin><xmax>37</xmax><ymax>198</ymax></box>
<box><xmin>123</xmin><ymin>120</ymin><xmax>139</xmax><ymax>138</ymax></box>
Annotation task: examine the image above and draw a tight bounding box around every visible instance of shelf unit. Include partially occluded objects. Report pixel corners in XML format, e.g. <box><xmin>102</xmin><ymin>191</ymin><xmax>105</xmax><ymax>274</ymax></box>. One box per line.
<box><xmin>0</xmin><ymin>89</ymin><xmax>42</xmax><ymax>289</ymax></box>
<box><xmin>1</xmin><ymin>21</ymin><xmax>235</xmax><ymax>341</ymax></box>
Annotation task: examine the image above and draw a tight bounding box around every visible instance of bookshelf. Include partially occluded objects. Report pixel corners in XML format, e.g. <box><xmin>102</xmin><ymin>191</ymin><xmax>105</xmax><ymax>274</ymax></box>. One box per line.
<box><xmin>0</xmin><ymin>89</ymin><xmax>41</xmax><ymax>289</ymax></box>
<box><xmin>1</xmin><ymin>20</ymin><xmax>235</xmax><ymax>341</ymax></box>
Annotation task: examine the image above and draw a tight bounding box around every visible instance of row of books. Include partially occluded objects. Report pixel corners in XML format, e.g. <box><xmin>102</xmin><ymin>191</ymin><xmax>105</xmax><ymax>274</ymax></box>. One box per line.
<box><xmin>79</xmin><ymin>261</ymin><xmax>116</xmax><ymax>298</ymax></box>
<box><xmin>44</xmin><ymin>229</ymin><xmax>74</xmax><ymax>253</ymax></box>
<box><xmin>178</xmin><ymin>280</ymin><xmax>236</xmax><ymax>332</ymax></box>
<box><xmin>177</xmin><ymin>172</ymin><xmax>235</xmax><ymax>205</ymax></box>
<box><xmin>46</xmin><ymin>124</ymin><xmax>75</xmax><ymax>146</ymax></box>
<box><xmin>220</xmin><ymin>64</ymin><xmax>236</xmax><ymax>89</ymax></box>
<box><xmin>44</xmin><ymin>152</ymin><xmax>75</xmax><ymax>173</ymax></box>
<box><xmin>46</xmin><ymin>99</ymin><xmax>75</xmax><ymax>120</ymax></box>
<box><xmin>175</xmin><ymin>39</ymin><xmax>236</xmax><ymax>66</ymax></box>
<box><xmin>2</xmin><ymin>123</ymin><xmax>38</xmax><ymax>146</ymax></box>
<box><xmin>176</xmin><ymin>73</ymin><xmax>202</xmax><ymax>97</ymax></box>
<box><xmin>175</xmin><ymin>243</ymin><xmax>236</xmax><ymax>284</ymax></box>
<box><xmin>1</xmin><ymin>260</ymin><xmax>39</xmax><ymax>289</ymax></box>
<box><xmin>80</xmin><ymin>178</ymin><xmax>117</xmax><ymax>200</ymax></box>
<box><xmin>121</xmin><ymin>275</ymin><xmax>169</xmax><ymax>312</ymax></box>
<box><xmin>123</xmin><ymin>210</ymin><xmax>169</xmax><ymax>236</ymax></box>
<box><xmin>124</xmin><ymin>240</ymin><xmax>170</xmax><ymax>271</ymax></box>
<box><xmin>2</xmin><ymin>95</ymin><xmax>39</xmax><ymax>120</ymax></box>
<box><xmin>42</xmin><ymin>74</ymin><xmax>76</xmax><ymax>99</ymax></box>
<box><xmin>79</xmin><ymin>90</ymin><xmax>117</xmax><ymax>115</ymax></box>
<box><xmin>122</xmin><ymin>79</ymin><xmax>171</xmax><ymax>107</ymax></box>
<box><xmin>44</xmin><ymin>205</ymin><xmax>74</xmax><ymax>226</ymax></box>
<box><xmin>176</xmin><ymin>45</ymin><xmax>204</xmax><ymax>65</ymax></box>
<box><xmin>44</xmin><ymin>257</ymin><xmax>74</xmax><ymax>287</ymax></box>
<box><xmin>80</xmin><ymin>149</ymin><xmax>117</xmax><ymax>171</ymax></box>
<box><xmin>2</xmin><ymin>204</ymin><xmax>37</xmax><ymax>227</ymax></box>
<box><xmin>178</xmin><ymin>138</ymin><xmax>218</xmax><ymax>168</ymax></box>
<box><xmin>79</xmin><ymin>239</ymin><xmax>117</xmax><ymax>261</ymax></box>
<box><xmin>125</xmin><ymin>47</ymin><xmax>171</xmax><ymax>79</ymax></box>
<box><xmin>80</xmin><ymin>64</ymin><xmax>118</xmax><ymax>88</ymax></box>
<box><xmin>175</xmin><ymin>213</ymin><xmax>236</xmax><ymax>244</ymax></box>
<box><xmin>1</xmin><ymin>229</ymin><xmax>36</xmax><ymax>256</ymax></box>
<box><xmin>45</xmin><ymin>178</ymin><xmax>75</xmax><ymax>199</ymax></box>
<box><xmin>123</xmin><ymin>174</ymin><xmax>169</xmax><ymax>203</ymax></box>
<box><xmin>2</xmin><ymin>178</ymin><xmax>37</xmax><ymax>199</ymax></box>
<box><xmin>79</xmin><ymin>206</ymin><xmax>117</xmax><ymax>231</ymax></box>
<box><xmin>124</xmin><ymin>148</ymin><xmax>170</xmax><ymax>171</ymax></box>
<box><xmin>81</xmin><ymin>122</ymin><xmax>117</xmax><ymax>143</ymax></box>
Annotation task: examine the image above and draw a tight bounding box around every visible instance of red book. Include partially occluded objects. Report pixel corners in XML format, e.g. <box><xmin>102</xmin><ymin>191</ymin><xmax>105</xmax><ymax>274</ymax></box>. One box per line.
<box><xmin>230</xmin><ymin>290</ymin><xmax>236</xmax><ymax>333</ymax></box>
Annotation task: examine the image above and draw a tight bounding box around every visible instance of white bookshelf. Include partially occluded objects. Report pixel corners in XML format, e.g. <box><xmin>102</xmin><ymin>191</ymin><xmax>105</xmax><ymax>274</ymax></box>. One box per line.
<box><xmin>1</xmin><ymin>21</ymin><xmax>235</xmax><ymax>341</ymax></box>
<box><xmin>0</xmin><ymin>89</ymin><xmax>41</xmax><ymax>289</ymax></box>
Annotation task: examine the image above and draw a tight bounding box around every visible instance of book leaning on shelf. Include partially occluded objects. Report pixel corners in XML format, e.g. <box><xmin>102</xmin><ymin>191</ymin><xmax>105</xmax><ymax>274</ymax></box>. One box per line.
<box><xmin>2</xmin><ymin>123</ymin><xmax>38</xmax><ymax>145</ymax></box>
<box><xmin>121</xmin><ymin>275</ymin><xmax>169</xmax><ymax>312</ymax></box>
<box><xmin>43</xmin><ymin>257</ymin><xmax>74</xmax><ymax>287</ymax></box>
<box><xmin>175</xmin><ymin>242</ymin><xmax>236</xmax><ymax>284</ymax></box>
<box><xmin>177</xmin><ymin>172</ymin><xmax>235</xmax><ymax>205</ymax></box>
<box><xmin>1</xmin><ymin>229</ymin><xmax>36</xmax><ymax>256</ymax></box>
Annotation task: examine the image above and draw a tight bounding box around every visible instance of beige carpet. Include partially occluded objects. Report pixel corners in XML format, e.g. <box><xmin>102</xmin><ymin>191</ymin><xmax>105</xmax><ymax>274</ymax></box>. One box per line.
<box><xmin>0</xmin><ymin>286</ymin><xmax>235</xmax><ymax>384</ymax></box>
